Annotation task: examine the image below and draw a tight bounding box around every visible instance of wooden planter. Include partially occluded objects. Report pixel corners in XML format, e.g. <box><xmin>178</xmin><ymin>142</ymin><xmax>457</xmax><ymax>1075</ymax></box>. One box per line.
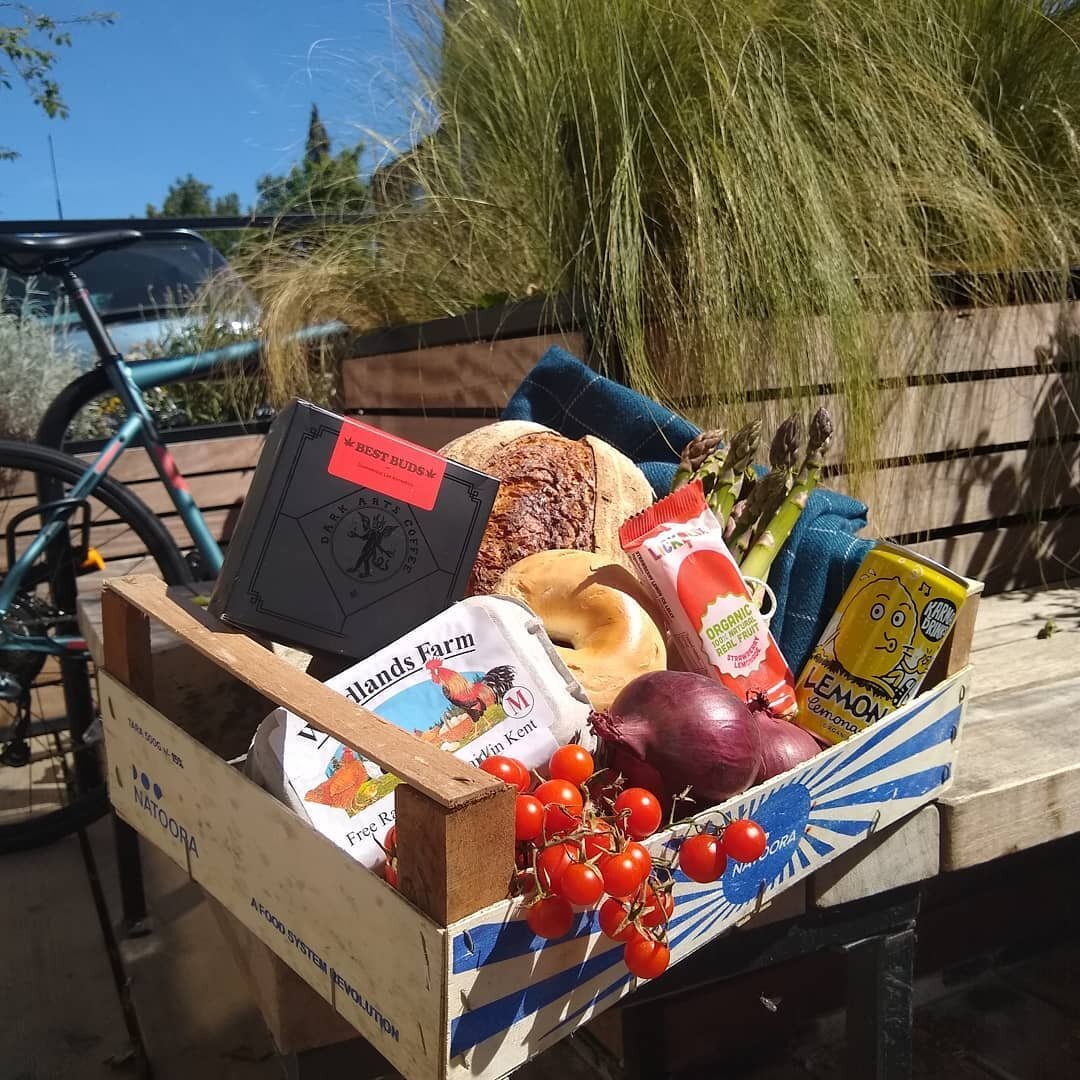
<box><xmin>42</xmin><ymin>291</ymin><xmax>1076</xmax><ymax>592</ymax></box>
<box><xmin>341</xmin><ymin>293</ymin><xmax>1080</xmax><ymax>594</ymax></box>
<box><xmin>99</xmin><ymin>574</ymin><xmax>979</xmax><ymax>1080</ymax></box>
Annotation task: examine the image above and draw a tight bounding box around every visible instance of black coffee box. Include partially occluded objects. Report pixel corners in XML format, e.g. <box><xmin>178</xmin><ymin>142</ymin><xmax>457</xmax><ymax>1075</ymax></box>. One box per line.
<box><xmin>208</xmin><ymin>400</ymin><xmax>499</xmax><ymax>659</ymax></box>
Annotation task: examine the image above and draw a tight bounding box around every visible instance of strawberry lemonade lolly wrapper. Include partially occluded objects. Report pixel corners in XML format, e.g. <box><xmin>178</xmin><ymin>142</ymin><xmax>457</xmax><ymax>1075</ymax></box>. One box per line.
<box><xmin>619</xmin><ymin>481</ymin><xmax>798</xmax><ymax>716</ymax></box>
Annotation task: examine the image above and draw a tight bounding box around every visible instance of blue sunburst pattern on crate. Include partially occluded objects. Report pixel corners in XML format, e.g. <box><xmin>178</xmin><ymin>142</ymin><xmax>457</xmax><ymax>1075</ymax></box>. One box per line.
<box><xmin>446</xmin><ymin>669</ymin><xmax>967</xmax><ymax>1072</ymax></box>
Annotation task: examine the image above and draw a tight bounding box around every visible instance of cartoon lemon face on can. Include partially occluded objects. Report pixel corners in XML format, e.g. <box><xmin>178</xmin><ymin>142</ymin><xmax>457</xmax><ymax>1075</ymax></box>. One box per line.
<box><xmin>794</xmin><ymin>544</ymin><xmax>969</xmax><ymax>745</ymax></box>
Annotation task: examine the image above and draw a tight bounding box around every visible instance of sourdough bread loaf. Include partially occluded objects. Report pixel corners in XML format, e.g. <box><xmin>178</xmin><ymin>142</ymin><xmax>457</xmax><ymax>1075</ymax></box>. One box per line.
<box><xmin>439</xmin><ymin>422</ymin><xmax>653</xmax><ymax>594</ymax></box>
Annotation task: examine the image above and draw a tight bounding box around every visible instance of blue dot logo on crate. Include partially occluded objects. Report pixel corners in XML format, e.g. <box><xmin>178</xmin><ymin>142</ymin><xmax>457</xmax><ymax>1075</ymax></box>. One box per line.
<box><xmin>130</xmin><ymin>764</ymin><xmax>198</xmax><ymax>858</ymax></box>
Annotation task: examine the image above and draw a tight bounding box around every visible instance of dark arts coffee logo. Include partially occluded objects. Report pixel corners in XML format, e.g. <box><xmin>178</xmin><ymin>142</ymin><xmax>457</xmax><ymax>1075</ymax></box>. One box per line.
<box><xmin>336</xmin><ymin>510</ymin><xmax>401</xmax><ymax>580</ymax></box>
<box><xmin>301</xmin><ymin>491</ymin><xmax>436</xmax><ymax>611</ymax></box>
<box><xmin>325</xmin><ymin>501</ymin><xmax>419</xmax><ymax>583</ymax></box>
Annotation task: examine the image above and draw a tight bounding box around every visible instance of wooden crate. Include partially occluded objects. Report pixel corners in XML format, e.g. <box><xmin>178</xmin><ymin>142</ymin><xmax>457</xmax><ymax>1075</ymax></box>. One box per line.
<box><xmin>99</xmin><ymin>574</ymin><xmax>976</xmax><ymax>1080</ymax></box>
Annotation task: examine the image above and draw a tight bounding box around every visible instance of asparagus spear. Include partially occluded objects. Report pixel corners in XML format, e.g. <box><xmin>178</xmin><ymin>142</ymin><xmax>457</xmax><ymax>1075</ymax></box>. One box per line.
<box><xmin>729</xmin><ymin>415</ymin><xmax>802</xmax><ymax>553</ymax></box>
<box><xmin>673</xmin><ymin>428</ymin><xmax>726</xmax><ymax>491</ymax></box>
<box><xmin>740</xmin><ymin>407</ymin><xmax>834</xmax><ymax>582</ymax></box>
<box><xmin>732</xmin><ymin>469</ymin><xmax>789</xmax><ymax>559</ymax></box>
<box><xmin>723</xmin><ymin>469</ymin><xmax>757</xmax><ymax>540</ymax></box>
<box><xmin>699</xmin><ymin>419</ymin><xmax>761</xmax><ymax>522</ymax></box>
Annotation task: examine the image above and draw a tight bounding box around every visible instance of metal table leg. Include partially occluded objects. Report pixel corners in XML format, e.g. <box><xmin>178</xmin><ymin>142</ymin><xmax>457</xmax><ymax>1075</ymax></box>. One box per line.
<box><xmin>114</xmin><ymin>813</ymin><xmax>150</xmax><ymax>936</ymax></box>
<box><xmin>844</xmin><ymin>926</ymin><xmax>916</xmax><ymax>1080</ymax></box>
<box><xmin>622</xmin><ymin>1001</ymin><xmax>670</xmax><ymax>1080</ymax></box>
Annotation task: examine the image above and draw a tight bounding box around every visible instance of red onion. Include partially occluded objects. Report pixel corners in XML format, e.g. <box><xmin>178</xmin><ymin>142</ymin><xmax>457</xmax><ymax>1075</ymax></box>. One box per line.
<box><xmin>757</xmin><ymin>714</ymin><xmax>823</xmax><ymax>781</ymax></box>
<box><xmin>590</xmin><ymin>671</ymin><xmax>762</xmax><ymax>811</ymax></box>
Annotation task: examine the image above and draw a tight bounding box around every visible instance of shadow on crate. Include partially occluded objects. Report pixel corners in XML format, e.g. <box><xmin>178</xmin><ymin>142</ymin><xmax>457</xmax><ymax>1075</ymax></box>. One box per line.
<box><xmin>210</xmin><ymin>899</ymin><xmax>360</xmax><ymax>1055</ymax></box>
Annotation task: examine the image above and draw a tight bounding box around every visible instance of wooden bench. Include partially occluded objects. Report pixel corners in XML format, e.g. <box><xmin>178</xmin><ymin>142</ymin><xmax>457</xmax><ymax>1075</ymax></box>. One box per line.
<box><xmin>940</xmin><ymin>584</ymin><xmax>1080</xmax><ymax>871</ymax></box>
<box><xmin>72</xmin><ymin>576</ymin><xmax>1078</xmax><ymax>1077</ymax></box>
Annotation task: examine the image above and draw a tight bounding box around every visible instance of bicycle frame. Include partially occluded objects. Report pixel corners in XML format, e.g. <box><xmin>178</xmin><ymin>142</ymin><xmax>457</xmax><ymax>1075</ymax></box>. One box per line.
<box><xmin>0</xmin><ymin>259</ymin><xmax>344</xmax><ymax>656</ymax></box>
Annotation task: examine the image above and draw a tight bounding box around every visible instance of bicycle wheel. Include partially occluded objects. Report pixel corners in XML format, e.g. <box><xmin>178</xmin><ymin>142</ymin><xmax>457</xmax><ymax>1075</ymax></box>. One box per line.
<box><xmin>0</xmin><ymin>440</ymin><xmax>189</xmax><ymax>853</ymax></box>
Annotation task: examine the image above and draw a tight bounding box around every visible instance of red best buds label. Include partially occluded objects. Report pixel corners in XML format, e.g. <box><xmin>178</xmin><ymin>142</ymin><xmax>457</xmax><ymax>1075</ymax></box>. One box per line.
<box><xmin>327</xmin><ymin>418</ymin><xmax>447</xmax><ymax>511</ymax></box>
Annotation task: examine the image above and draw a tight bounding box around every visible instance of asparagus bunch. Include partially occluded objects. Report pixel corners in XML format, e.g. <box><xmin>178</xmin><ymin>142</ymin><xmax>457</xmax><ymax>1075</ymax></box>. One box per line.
<box><xmin>673</xmin><ymin>407</ymin><xmax>833</xmax><ymax>581</ymax></box>
<box><xmin>729</xmin><ymin>468</ymin><xmax>787</xmax><ymax>554</ymax></box>
<box><xmin>740</xmin><ymin>407</ymin><xmax>834</xmax><ymax>581</ymax></box>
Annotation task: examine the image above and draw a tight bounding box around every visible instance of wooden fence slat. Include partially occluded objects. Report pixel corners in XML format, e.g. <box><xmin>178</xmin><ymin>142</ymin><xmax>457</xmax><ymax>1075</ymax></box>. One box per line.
<box><xmin>904</xmin><ymin>300</ymin><xmax>1078</xmax><ymax>377</ymax></box>
<box><xmin>694</xmin><ymin>298</ymin><xmax>1080</xmax><ymax>387</ymax></box>
<box><xmin>910</xmin><ymin>515</ymin><xmax>1080</xmax><ymax>594</ymax></box>
<box><xmin>354</xmin><ymin>414</ymin><xmax>490</xmax><ymax>451</ymax></box>
<box><xmin>77</xmin><ymin>433</ymin><xmax>265</xmax><ymax>486</ymax></box>
<box><xmin>341</xmin><ymin>332</ymin><xmax>586</xmax><ymax>410</ymax></box>
<box><xmin>844</xmin><ymin>445</ymin><xmax>1080</xmax><ymax>538</ymax></box>
<box><xmin>86</xmin><ymin>507</ymin><xmax>241</xmax><ymax>560</ymax></box>
<box><xmin>1</xmin><ymin>434</ymin><xmax>266</xmax><ymax>498</ymax></box>
<box><xmin>753</xmin><ymin>366</ymin><xmax>1079</xmax><ymax>465</ymax></box>
<box><xmin>1</xmin><ymin>508</ymin><xmax>243</xmax><ymax>572</ymax></box>
<box><xmin>3</xmin><ymin>470</ymin><xmax>253</xmax><ymax>525</ymax></box>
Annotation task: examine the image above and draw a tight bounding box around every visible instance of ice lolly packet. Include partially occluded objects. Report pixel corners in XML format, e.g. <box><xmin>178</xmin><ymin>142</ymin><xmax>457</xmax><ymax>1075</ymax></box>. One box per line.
<box><xmin>619</xmin><ymin>480</ymin><xmax>798</xmax><ymax>716</ymax></box>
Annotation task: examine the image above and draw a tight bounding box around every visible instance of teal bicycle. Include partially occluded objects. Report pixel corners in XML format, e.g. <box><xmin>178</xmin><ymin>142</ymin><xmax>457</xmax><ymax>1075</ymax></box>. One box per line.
<box><xmin>0</xmin><ymin>229</ymin><xmax>342</xmax><ymax>851</ymax></box>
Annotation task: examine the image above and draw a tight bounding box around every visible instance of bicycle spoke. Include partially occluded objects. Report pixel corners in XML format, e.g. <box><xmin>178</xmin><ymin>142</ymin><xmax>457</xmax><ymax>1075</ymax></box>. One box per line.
<box><xmin>0</xmin><ymin>441</ymin><xmax>186</xmax><ymax>849</ymax></box>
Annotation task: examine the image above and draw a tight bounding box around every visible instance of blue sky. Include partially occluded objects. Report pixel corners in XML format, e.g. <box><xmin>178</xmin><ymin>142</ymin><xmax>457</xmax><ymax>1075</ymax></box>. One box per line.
<box><xmin>1</xmin><ymin>1</ymin><xmax>428</xmax><ymax>220</ymax></box>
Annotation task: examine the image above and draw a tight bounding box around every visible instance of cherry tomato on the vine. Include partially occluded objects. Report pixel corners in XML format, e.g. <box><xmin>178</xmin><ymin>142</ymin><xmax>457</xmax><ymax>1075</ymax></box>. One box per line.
<box><xmin>534</xmin><ymin>779</ymin><xmax>584</xmax><ymax>813</ymax></box>
<box><xmin>527</xmin><ymin>895</ymin><xmax>574</xmax><ymax>940</ymax></box>
<box><xmin>515</xmin><ymin>795</ymin><xmax>544</xmax><ymax>842</ymax></box>
<box><xmin>623</xmin><ymin>842</ymin><xmax>653</xmax><ymax>883</ymax></box>
<box><xmin>723</xmin><ymin>819</ymin><xmax>767</xmax><ymax>863</ymax></box>
<box><xmin>384</xmin><ymin>825</ymin><xmax>397</xmax><ymax>856</ymax></box>
<box><xmin>599</xmin><ymin>852</ymin><xmax>643</xmax><ymax>899</ymax></box>
<box><xmin>560</xmin><ymin>862</ymin><xmax>605</xmax><ymax>907</ymax></box>
<box><xmin>678</xmin><ymin>833</ymin><xmax>727</xmax><ymax>883</ymax></box>
<box><xmin>638</xmin><ymin>885</ymin><xmax>675</xmax><ymax>928</ymax></box>
<box><xmin>624</xmin><ymin>937</ymin><xmax>670</xmax><ymax>980</ymax></box>
<box><xmin>480</xmin><ymin>755</ymin><xmax>530</xmax><ymax>792</ymax></box>
<box><xmin>536</xmin><ymin>842</ymin><xmax>575</xmax><ymax>892</ymax></box>
<box><xmin>543</xmin><ymin>802</ymin><xmax>581</xmax><ymax>838</ymax></box>
<box><xmin>535</xmin><ymin>779</ymin><xmax>585</xmax><ymax>838</ymax></box>
<box><xmin>583</xmin><ymin>820</ymin><xmax>617</xmax><ymax>860</ymax></box>
<box><xmin>599</xmin><ymin>898</ymin><xmax>640</xmax><ymax>942</ymax></box>
<box><xmin>615</xmin><ymin>788</ymin><xmax>663</xmax><ymax>840</ymax></box>
<box><xmin>549</xmin><ymin>745</ymin><xmax>595</xmax><ymax>787</ymax></box>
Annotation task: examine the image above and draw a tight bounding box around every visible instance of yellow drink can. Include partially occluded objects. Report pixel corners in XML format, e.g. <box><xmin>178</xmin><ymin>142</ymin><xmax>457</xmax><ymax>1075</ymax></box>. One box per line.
<box><xmin>794</xmin><ymin>543</ymin><xmax>969</xmax><ymax>745</ymax></box>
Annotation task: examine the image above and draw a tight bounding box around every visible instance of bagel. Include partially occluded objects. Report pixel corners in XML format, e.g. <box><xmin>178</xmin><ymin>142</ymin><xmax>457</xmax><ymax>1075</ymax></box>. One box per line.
<box><xmin>440</xmin><ymin>422</ymin><xmax>653</xmax><ymax>594</ymax></box>
<box><xmin>494</xmin><ymin>549</ymin><xmax>666</xmax><ymax>710</ymax></box>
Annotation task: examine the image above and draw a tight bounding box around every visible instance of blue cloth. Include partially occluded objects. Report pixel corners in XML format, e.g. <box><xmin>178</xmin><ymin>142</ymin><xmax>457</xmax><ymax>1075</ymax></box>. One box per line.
<box><xmin>765</xmin><ymin>489</ymin><xmax>874</xmax><ymax>674</ymax></box>
<box><xmin>501</xmin><ymin>346</ymin><xmax>870</xmax><ymax>673</ymax></box>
